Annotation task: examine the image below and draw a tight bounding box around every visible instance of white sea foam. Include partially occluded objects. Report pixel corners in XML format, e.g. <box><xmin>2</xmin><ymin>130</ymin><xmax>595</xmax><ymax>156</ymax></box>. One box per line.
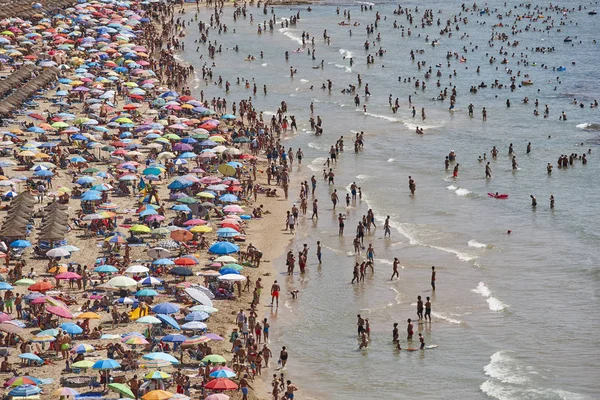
<box><xmin>355</xmin><ymin>174</ymin><xmax>370</xmax><ymax>180</ymax></box>
<box><xmin>364</xmin><ymin>112</ymin><xmax>399</xmax><ymax>122</ymax></box>
<box><xmin>447</xmin><ymin>185</ymin><xmax>457</xmax><ymax>191</ymax></box>
<box><xmin>300</xmin><ymin>79</ymin><xmax>309</xmax><ymax>83</ymax></box>
<box><xmin>481</xmin><ymin>352</ymin><xmax>588</xmax><ymax>399</ymax></box>
<box><xmin>472</xmin><ymin>282</ymin><xmax>508</xmax><ymax>311</ymax></box>
<box><xmin>261</xmin><ymin>63</ymin><xmax>268</xmax><ymax>67</ymax></box>
<box><xmin>431</xmin><ymin>311</ymin><xmax>462</xmax><ymax>324</ymax></box>
<box><xmin>333</xmin><ymin>64</ymin><xmax>352</xmax><ymax>73</ymax></box>
<box><xmin>339</xmin><ymin>48</ymin><xmax>353</xmax><ymax>58</ymax></box>
<box><xmin>455</xmin><ymin>188</ymin><xmax>471</xmax><ymax>196</ymax></box>
<box><xmin>468</xmin><ymin>239</ymin><xmax>487</xmax><ymax>248</ymax></box>
<box><xmin>354</xmin><ymin>0</ymin><xmax>375</xmax><ymax>5</ymax></box>
<box><xmin>308</xmin><ymin>142</ymin><xmax>326</xmax><ymax>151</ymax></box>
<box><xmin>387</xmin><ymin>158</ymin><xmax>395</xmax><ymax>163</ymax></box>
<box><xmin>389</xmin><ymin>286</ymin><xmax>402</xmax><ymax>304</ymax></box>
<box><xmin>279</xmin><ymin>28</ymin><xmax>303</xmax><ymax>45</ymax></box>
<box><xmin>403</xmin><ymin>121</ymin><xmax>443</xmax><ymax>131</ymax></box>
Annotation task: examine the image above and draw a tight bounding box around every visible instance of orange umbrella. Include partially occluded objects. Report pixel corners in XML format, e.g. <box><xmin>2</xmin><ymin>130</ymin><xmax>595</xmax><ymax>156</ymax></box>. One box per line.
<box><xmin>170</xmin><ymin>230</ymin><xmax>193</xmax><ymax>242</ymax></box>
<box><xmin>28</xmin><ymin>281</ymin><xmax>54</xmax><ymax>292</ymax></box>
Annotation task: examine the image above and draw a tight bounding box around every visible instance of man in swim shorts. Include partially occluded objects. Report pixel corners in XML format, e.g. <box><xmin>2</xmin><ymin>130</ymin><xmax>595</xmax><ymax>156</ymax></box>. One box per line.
<box><xmin>271</xmin><ymin>281</ymin><xmax>280</xmax><ymax>307</ymax></box>
<box><xmin>239</xmin><ymin>374</ymin><xmax>253</xmax><ymax>400</ymax></box>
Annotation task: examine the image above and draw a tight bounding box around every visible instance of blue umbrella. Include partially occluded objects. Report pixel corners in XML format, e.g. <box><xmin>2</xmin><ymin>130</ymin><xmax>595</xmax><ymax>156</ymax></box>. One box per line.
<box><xmin>208</xmin><ymin>242</ymin><xmax>239</xmax><ymax>255</ymax></box>
<box><xmin>216</xmin><ymin>227</ymin><xmax>240</xmax><ymax>238</ymax></box>
<box><xmin>219</xmin><ymin>267</ymin><xmax>240</xmax><ymax>276</ymax></box>
<box><xmin>156</xmin><ymin>314</ymin><xmax>181</xmax><ymax>330</ymax></box>
<box><xmin>136</xmin><ymin>288</ymin><xmax>158</xmax><ymax>297</ymax></box>
<box><xmin>184</xmin><ymin>311</ymin><xmax>209</xmax><ymax>322</ymax></box>
<box><xmin>92</xmin><ymin>359</ymin><xmax>121</xmax><ymax>370</ymax></box>
<box><xmin>0</xmin><ymin>282</ymin><xmax>13</xmax><ymax>290</ymax></box>
<box><xmin>152</xmin><ymin>303</ymin><xmax>179</xmax><ymax>315</ymax></box>
<box><xmin>94</xmin><ymin>265</ymin><xmax>118</xmax><ymax>273</ymax></box>
<box><xmin>60</xmin><ymin>323</ymin><xmax>83</xmax><ymax>335</ymax></box>
<box><xmin>219</xmin><ymin>194</ymin><xmax>239</xmax><ymax>203</ymax></box>
<box><xmin>76</xmin><ymin>176</ymin><xmax>96</xmax><ymax>185</ymax></box>
<box><xmin>27</xmin><ymin>126</ymin><xmax>45</xmax><ymax>133</ymax></box>
<box><xmin>80</xmin><ymin>192</ymin><xmax>102</xmax><ymax>201</ymax></box>
<box><xmin>70</xmin><ymin>156</ymin><xmax>87</xmax><ymax>163</ymax></box>
<box><xmin>161</xmin><ymin>334</ymin><xmax>187</xmax><ymax>343</ymax></box>
<box><xmin>33</xmin><ymin>170</ymin><xmax>54</xmax><ymax>177</ymax></box>
<box><xmin>8</xmin><ymin>384</ymin><xmax>42</xmax><ymax>397</ymax></box>
<box><xmin>152</xmin><ymin>258</ymin><xmax>174</xmax><ymax>265</ymax></box>
<box><xmin>10</xmin><ymin>240</ymin><xmax>31</xmax><ymax>248</ymax></box>
<box><xmin>142</xmin><ymin>352</ymin><xmax>179</xmax><ymax>364</ymax></box>
<box><xmin>210</xmin><ymin>369</ymin><xmax>236</xmax><ymax>378</ymax></box>
<box><xmin>18</xmin><ymin>353</ymin><xmax>43</xmax><ymax>363</ymax></box>
<box><xmin>171</xmin><ymin>204</ymin><xmax>191</xmax><ymax>212</ymax></box>
<box><xmin>140</xmin><ymin>277</ymin><xmax>162</xmax><ymax>286</ymax></box>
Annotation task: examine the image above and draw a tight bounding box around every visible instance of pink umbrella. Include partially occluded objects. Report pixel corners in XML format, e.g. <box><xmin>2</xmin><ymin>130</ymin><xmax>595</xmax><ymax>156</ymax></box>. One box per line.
<box><xmin>0</xmin><ymin>313</ymin><xmax>11</xmax><ymax>322</ymax></box>
<box><xmin>146</xmin><ymin>215</ymin><xmax>165</xmax><ymax>222</ymax></box>
<box><xmin>30</xmin><ymin>297</ymin><xmax>48</xmax><ymax>305</ymax></box>
<box><xmin>223</xmin><ymin>205</ymin><xmax>244</xmax><ymax>214</ymax></box>
<box><xmin>173</xmin><ymin>143</ymin><xmax>193</xmax><ymax>152</ymax></box>
<box><xmin>199</xmin><ymin>176</ymin><xmax>221</xmax><ymax>184</ymax></box>
<box><xmin>55</xmin><ymin>272</ymin><xmax>82</xmax><ymax>280</ymax></box>
<box><xmin>205</xmin><ymin>394</ymin><xmax>230</xmax><ymax>400</ymax></box>
<box><xmin>183</xmin><ymin>219</ymin><xmax>206</xmax><ymax>226</ymax></box>
<box><xmin>46</xmin><ymin>306</ymin><xmax>73</xmax><ymax>319</ymax></box>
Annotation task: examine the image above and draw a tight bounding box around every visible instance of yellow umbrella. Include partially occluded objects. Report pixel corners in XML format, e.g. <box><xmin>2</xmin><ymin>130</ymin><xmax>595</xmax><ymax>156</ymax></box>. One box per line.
<box><xmin>57</xmin><ymin>187</ymin><xmax>72</xmax><ymax>193</ymax></box>
<box><xmin>144</xmin><ymin>371</ymin><xmax>171</xmax><ymax>379</ymax></box>
<box><xmin>209</xmin><ymin>135</ymin><xmax>226</xmax><ymax>143</ymax></box>
<box><xmin>130</xmin><ymin>225</ymin><xmax>152</xmax><ymax>233</ymax></box>
<box><xmin>35</xmin><ymin>153</ymin><xmax>51</xmax><ymax>159</ymax></box>
<box><xmin>19</xmin><ymin>150</ymin><xmax>35</xmax><ymax>157</ymax></box>
<box><xmin>76</xmin><ymin>312</ymin><xmax>101</xmax><ymax>320</ymax></box>
<box><xmin>125</xmin><ymin>336</ymin><xmax>149</xmax><ymax>345</ymax></box>
<box><xmin>69</xmin><ymin>80</ymin><xmax>84</xmax><ymax>86</ymax></box>
<box><xmin>218</xmin><ymin>164</ymin><xmax>236</xmax><ymax>176</ymax></box>
<box><xmin>196</xmin><ymin>192</ymin><xmax>215</xmax><ymax>199</ymax></box>
<box><xmin>190</xmin><ymin>225</ymin><xmax>213</xmax><ymax>234</ymax></box>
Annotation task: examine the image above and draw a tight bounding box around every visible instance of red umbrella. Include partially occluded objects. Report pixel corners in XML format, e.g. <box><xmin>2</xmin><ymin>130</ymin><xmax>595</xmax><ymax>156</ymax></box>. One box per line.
<box><xmin>220</xmin><ymin>223</ymin><xmax>240</xmax><ymax>231</ymax></box>
<box><xmin>46</xmin><ymin>305</ymin><xmax>73</xmax><ymax>319</ymax></box>
<box><xmin>27</xmin><ymin>113</ymin><xmax>45</xmax><ymax>121</ymax></box>
<box><xmin>174</xmin><ymin>258</ymin><xmax>196</xmax><ymax>266</ymax></box>
<box><xmin>28</xmin><ymin>281</ymin><xmax>54</xmax><ymax>292</ymax></box>
<box><xmin>204</xmin><ymin>378</ymin><xmax>238</xmax><ymax>391</ymax></box>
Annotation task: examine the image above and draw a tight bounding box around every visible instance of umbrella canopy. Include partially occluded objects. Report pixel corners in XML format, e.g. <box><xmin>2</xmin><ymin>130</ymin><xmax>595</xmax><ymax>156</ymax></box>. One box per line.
<box><xmin>142</xmin><ymin>352</ymin><xmax>179</xmax><ymax>364</ymax></box>
<box><xmin>209</xmin><ymin>242</ymin><xmax>239</xmax><ymax>255</ymax></box>
<box><xmin>92</xmin><ymin>359</ymin><xmax>121</xmax><ymax>370</ymax></box>
<box><xmin>151</xmin><ymin>302</ymin><xmax>179</xmax><ymax>314</ymax></box>
<box><xmin>46</xmin><ymin>306</ymin><xmax>73</xmax><ymax>319</ymax></box>
<box><xmin>142</xmin><ymin>390</ymin><xmax>174</xmax><ymax>400</ymax></box>
<box><xmin>107</xmin><ymin>275</ymin><xmax>138</xmax><ymax>288</ymax></box>
<box><xmin>3</xmin><ymin>376</ymin><xmax>41</xmax><ymax>388</ymax></box>
<box><xmin>204</xmin><ymin>378</ymin><xmax>238</xmax><ymax>391</ymax></box>
<box><xmin>108</xmin><ymin>383</ymin><xmax>135</xmax><ymax>399</ymax></box>
<box><xmin>8</xmin><ymin>384</ymin><xmax>42</xmax><ymax>397</ymax></box>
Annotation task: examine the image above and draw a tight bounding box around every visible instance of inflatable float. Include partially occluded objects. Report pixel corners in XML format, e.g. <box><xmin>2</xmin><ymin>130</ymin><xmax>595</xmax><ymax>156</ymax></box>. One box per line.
<box><xmin>521</xmin><ymin>80</ymin><xmax>533</xmax><ymax>86</ymax></box>
<box><xmin>488</xmin><ymin>193</ymin><xmax>509</xmax><ymax>199</ymax></box>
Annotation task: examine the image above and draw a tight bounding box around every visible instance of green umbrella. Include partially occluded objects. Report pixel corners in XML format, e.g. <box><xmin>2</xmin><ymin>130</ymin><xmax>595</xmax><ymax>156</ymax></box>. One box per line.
<box><xmin>222</xmin><ymin>263</ymin><xmax>244</xmax><ymax>271</ymax></box>
<box><xmin>176</xmin><ymin>197</ymin><xmax>198</xmax><ymax>204</ymax></box>
<box><xmin>201</xmin><ymin>354</ymin><xmax>227</xmax><ymax>364</ymax></box>
<box><xmin>108</xmin><ymin>383</ymin><xmax>135</xmax><ymax>399</ymax></box>
<box><xmin>83</xmin><ymin>167</ymin><xmax>100</xmax><ymax>174</ymax></box>
<box><xmin>101</xmin><ymin>146</ymin><xmax>116</xmax><ymax>152</ymax></box>
<box><xmin>72</xmin><ymin>360</ymin><xmax>94</xmax><ymax>369</ymax></box>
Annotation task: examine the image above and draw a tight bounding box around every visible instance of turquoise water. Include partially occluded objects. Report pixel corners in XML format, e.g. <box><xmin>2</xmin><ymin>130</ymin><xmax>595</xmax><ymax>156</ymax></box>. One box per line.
<box><xmin>180</xmin><ymin>1</ymin><xmax>600</xmax><ymax>398</ymax></box>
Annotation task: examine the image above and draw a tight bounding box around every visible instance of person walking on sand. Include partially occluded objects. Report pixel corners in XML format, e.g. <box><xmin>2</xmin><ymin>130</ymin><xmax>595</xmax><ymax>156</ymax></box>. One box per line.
<box><xmin>271</xmin><ymin>281</ymin><xmax>280</xmax><ymax>307</ymax></box>
<box><xmin>239</xmin><ymin>374</ymin><xmax>253</xmax><ymax>400</ymax></box>
<box><xmin>262</xmin><ymin>343</ymin><xmax>272</xmax><ymax>367</ymax></box>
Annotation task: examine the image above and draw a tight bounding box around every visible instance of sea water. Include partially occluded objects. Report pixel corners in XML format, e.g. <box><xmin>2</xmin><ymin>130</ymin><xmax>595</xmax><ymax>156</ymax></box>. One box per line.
<box><xmin>180</xmin><ymin>1</ymin><xmax>600</xmax><ymax>398</ymax></box>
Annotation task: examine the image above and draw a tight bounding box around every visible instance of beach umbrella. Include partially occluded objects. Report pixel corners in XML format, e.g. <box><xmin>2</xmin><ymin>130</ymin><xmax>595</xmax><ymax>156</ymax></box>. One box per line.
<box><xmin>92</xmin><ymin>359</ymin><xmax>121</xmax><ymax>370</ymax></box>
<box><xmin>204</xmin><ymin>378</ymin><xmax>238</xmax><ymax>391</ymax></box>
<box><xmin>76</xmin><ymin>312</ymin><xmax>101</xmax><ymax>320</ymax></box>
<box><xmin>140</xmin><ymin>277</ymin><xmax>162</xmax><ymax>286</ymax></box>
<box><xmin>144</xmin><ymin>371</ymin><xmax>171</xmax><ymax>380</ymax></box>
<box><xmin>17</xmin><ymin>353</ymin><xmax>42</xmax><ymax>363</ymax></box>
<box><xmin>59</xmin><ymin>323</ymin><xmax>83</xmax><ymax>335</ymax></box>
<box><xmin>94</xmin><ymin>265</ymin><xmax>119</xmax><ymax>273</ymax></box>
<box><xmin>156</xmin><ymin>314</ymin><xmax>181</xmax><ymax>330</ymax></box>
<box><xmin>28</xmin><ymin>281</ymin><xmax>53</xmax><ymax>292</ymax></box>
<box><xmin>209</xmin><ymin>369</ymin><xmax>236</xmax><ymax>379</ymax></box>
<box><xmin>184</xmin><ymin>311</ymin><xmax>209</xmax><ymax>322</ymax></box>
<box><xmin>130</xmin><ymin>224</ymin><xmax>152</xmax><ymax>234</ymax></box>
<box><xmin>143</xmin><ymin>352</ymin><xmax>179</xmax><ymax>365</ymax></box>
<box><xmin>72</xmin><ymin>360</ymin><xmax>94</xmax><ymax>369</ymax></box>
<box><xmin>142</xmin><ymin>390</ymin><xmax>174</xmax><ymax>400</ymax></box>
<box><xmin>8</xmin><ymin>384</ymin><xmax>42</xmax><ymax>397</ymax></box>
<box><xmin>216</xmin><ymin>227</ymin><xmax>241</xmax><ymax>238</ymax></box>
<box><xmin>107</xmin><ymin>275</ymin><xmax>138</xmax><ymax>288</ymax></box>
<box><xmin>46</xmin><ymin>306</ymin><xmax>73</xmax><ymax>319</ymax></box>
<box><xmin>15</xmin><ymin>278</ymin><xmax>36</xmax><ymax>287</ymax></box>
<box><xmin>218</xmin><ymin>268</ymin><xmax>240</xmax><ymax>276</ymax></box>
<box><xmin>125</xmin><ymin>265</ymin><xmax>149</xmax><ymax>274</ymax></box>
<box><xmin>52</xmin><ymin>387</ymin><xmax>79</xmax><ymax>397</ymax></box>
<box><xmin>73</xmin><ymin>344</ymin><xmax>95</xmax><ymax>354</ymax></box>
<box><xmin>0</xmin><ymin>313</ymin><xmax>10</xmax><ymax>322</ymax></box>
<box><xmin>209</xmin><ymin>242</ymin><xmax>239</xmax><ymax>255</ymax></box>
<box><xmin>10</xmin><ymin>240</ymin><xmax>32</xmax><ymax>248</ymax></box>
<box><xmin>56</xmin><ymin>272</ymin><xmax>82</xmax><ymax>280</ymax></box>
<box><xmin>141</xmin><ymin>359</ymin><xmax>172</xmax><ymax>368</ymax></box>
<box><xmin>108</xmin><ymin>383</ymin><xmax>135</xmax><ymax>399</ymax></box>
<box><xmin>0</xmin><ymin>282</ymin><xmax>13</xmax><ymax>291</ymax></box>
<box><xmin>174</xmin><ymin>257</ymin><xmax>196</xmax><ymax>266</ymax></box>
<box><xmin>189</xmin><ymin>305</ymin><xmax>218</xmax><ymax>314</ymax></box>
<box><xmin>136</xmin><ymin>289</ymin><xmax>158</xmax><ymax>297</ymax></box>
<box><xmin>3</xmin><ymin>376</ymin><xmax>41</xmax><ymax>388</ymax></box>
<box><xmin>218</xmin><ymin>274</ymin><xmax>247</xmax><ymax>282</ymax></box>
<box><xmin>169</xmin><ymin>267</ymin><xmax>193</xmax><ymax>277</ymax></box>
<box><xmin>181</xmin><ymin>321</ymin><xmax>207</xmax><ymax>331</ymax></box>
<box><xmin>136</xmin><ymin>316</ymin><xmax>162</xmax><ymax>325</ymax></box>
<box><xmin>201</xmin><ymin>354</ymin><xmax>228</xmax><ymax>365</ymax></box>
<box><xmin>125</xmin><ymin>336</ymin><xmax>149</xmax><ymax>345</ymax></box>
<box><xmin>115</xmin><ymin>297</ymin><xmax>138</xmax><ymax>305</ymax></box>
<box><xmin>185</xmin><ymin>288</ymin><xmax>214</xmax><ymax>307</ymax></box>
<box><xmin>190</xmin><ymin>225</ymin><xmax>213</xmax><ymax>234</ymax></box>
<box><xmin>205</xmin><ymin>395</ymin><xmax>230</xmax><ymax>400</ymax></box>
<box><xmin>161</xmin><ymin>334</ymin><xmax>187</xmax><ymax>343</ymax></box>
<box><xmin>151</xmin><ymin>303</ymin><xmax>179</xmax><ymax>314</ymax></box>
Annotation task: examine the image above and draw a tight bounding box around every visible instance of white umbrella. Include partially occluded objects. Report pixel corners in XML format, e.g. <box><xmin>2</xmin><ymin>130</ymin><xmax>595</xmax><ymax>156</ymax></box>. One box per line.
<box><xmin>125</xmin><ymin>265</ymin><xmax>149</xmax><ymax>274</ymax></box>
<box><xmin>214</xmin><ymin>256</ymin><xmax>237</xmax><ymax>263</ymax></box>
<box><xmin>185</xmin><ymin>287</ymin><xmax>213</xmax><ymax>307</ymax></box>
<box><xmin>46</xmin><ymin>248</ymin><xmax>70</xmax><ymax>258</ymax></box>
<box><xmin>217</xmin><ymin>274</ymin><xmax>247</xmax><ymax>282</ymax></box>
<box><xmin>106</xmin><ymin>275</ymin><xmax>138</xmax><ymax>288</ymax></box>
<box><xmin>181</xmin><ymin>321</ymin><xmax>207</xmax><ymax>331</ymax></box>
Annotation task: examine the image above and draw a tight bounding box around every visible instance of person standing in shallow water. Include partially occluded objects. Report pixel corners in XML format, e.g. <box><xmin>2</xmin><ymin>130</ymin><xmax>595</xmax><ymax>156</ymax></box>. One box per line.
<box><xmin>408</xmin><ymin>176</ymin><xmax>416</xmax><ymax>195</ymax></box>
<box><xmin>431</xmin><ymin>266</ymin><xmax>436</xmax><ymax>291</ymax></box>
